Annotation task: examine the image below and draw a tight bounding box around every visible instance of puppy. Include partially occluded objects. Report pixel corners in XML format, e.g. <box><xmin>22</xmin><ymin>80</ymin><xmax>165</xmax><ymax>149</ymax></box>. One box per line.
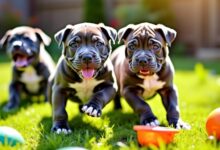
<box><xmin>49</xmin><ymin>23</ymin><xmax>117</xmax><ymax>134</ymax></box>
<box><xmin>111</xmin><ymin>22</ymin><xmax>190</xmax><ymax>129</ymax></box>
<box><xmin>0</xmin><ymin>26</ymin><xmax>55</xmax><ymax>111</ymax></box>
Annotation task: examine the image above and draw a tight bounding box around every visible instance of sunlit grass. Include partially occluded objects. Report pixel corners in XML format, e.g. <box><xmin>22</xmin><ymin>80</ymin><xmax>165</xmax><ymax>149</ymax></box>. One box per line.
<box><xmin>0</xmin><ymin>58</ymin><xmax>220</xmax><ymax>150</ymax></box>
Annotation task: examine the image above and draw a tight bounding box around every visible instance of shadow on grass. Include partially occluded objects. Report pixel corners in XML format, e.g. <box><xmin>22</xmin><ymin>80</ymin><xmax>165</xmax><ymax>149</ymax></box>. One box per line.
<box><xmin>36</xmin><ymin>109</ymin><xmax>140</xmax><ymax>149</ymax></box>
<box><xmin>36</xmin><ymin>114</ymin><xmax>106</xmax><ymax>150</ymax></box>
<box><xmin>35</xmin><ymin>107</ymin><xmax>177</xmax><ymax>149</ymax></box>
<box><xmin>102</xmin><ymin>110</ymin><xmax>139</xmax><ymax>147</ymax></box>
<box><xmin>102</xmin><ymin>109</ymin><xmax>170</xmax><ymax>148</ymax></box>
<box><xmin>0</xmin><ymin>98</ymin><xmax>46</xmax><ymax>120</ymax></box>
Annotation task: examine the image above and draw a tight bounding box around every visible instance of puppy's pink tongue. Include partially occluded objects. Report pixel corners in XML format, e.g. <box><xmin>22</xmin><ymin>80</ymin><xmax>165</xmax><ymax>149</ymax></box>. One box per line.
<box><xmin>82</xmin><ymin>69</ymin><xmax>95</xmax><ymax>79</ymax></box>
<box><xmin>15</xmin><ymin>56</ymin><xmax>28</xmax><ymax>68</ymax></box>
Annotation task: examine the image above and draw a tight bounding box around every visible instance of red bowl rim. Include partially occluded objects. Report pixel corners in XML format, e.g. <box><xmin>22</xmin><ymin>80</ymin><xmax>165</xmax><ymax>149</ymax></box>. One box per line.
<box><xmin>133</xmin><ymin>125</ymin><xmax>179</xmax><ymax>133</ymax></box>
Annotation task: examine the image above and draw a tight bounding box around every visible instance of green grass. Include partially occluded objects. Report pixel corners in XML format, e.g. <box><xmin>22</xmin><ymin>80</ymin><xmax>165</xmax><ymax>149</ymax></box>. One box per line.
<box><xmin>0</xmin><ymin>57</ymin><xmax>220</xmax><ymax>150</ymax></box>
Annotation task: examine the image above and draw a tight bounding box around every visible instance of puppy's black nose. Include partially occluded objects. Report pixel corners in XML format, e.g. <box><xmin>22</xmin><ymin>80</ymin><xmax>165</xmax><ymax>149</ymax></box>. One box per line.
<box><xmin>138</xmin><ymin>58</ymin><xmax>151</xmax><ymax>66</ymax></box>
<box><xmin>139</xmin><ymin>59</ymin><xmax>147</xmax><ymax>65</ymax></box>
<box><xmin>13</xmin><ymin>45</ymin><xmax>21</xmax><ymax>49</ymax></box>
<box><xmin>12</xmin><ymin>41</ymin><xmax>22</xmax><ymax>49</ymax></box>
<box><xmin>137</xmin><ymin>56</ymin><xmax>153</xmax><ymax>66</ymax></box>
<box><xmin>82</xmin><ymin>54</ymin><xmax>93</xmax><ymax>63</ymax></box>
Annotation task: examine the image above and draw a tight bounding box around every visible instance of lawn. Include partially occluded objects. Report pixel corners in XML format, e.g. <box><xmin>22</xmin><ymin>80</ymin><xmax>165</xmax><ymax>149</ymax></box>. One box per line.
<box><xmin>0</xmin><ymin>56</ymin><xmax>220</xmax><ymax>150</ymax></box>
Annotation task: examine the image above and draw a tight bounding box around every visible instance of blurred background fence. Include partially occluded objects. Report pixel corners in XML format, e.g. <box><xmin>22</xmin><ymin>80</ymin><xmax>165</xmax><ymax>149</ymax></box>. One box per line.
<box><xmin>0</xmin><ymin>0</ymin><xmax>220</xmax><ymax>59</ymax></box>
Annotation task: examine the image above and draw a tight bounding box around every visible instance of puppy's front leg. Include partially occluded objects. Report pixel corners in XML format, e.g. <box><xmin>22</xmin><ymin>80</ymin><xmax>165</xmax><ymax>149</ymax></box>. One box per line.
<box><xmin>123</xmin><ymin>87</ymin><xmax>159</xmax><ymax>126</ymax></box>
<box><xmin>159</xmin><ymin>86</ymin><xmax>190</xmax><ymax>129</ymax></box>
<box><xmin>82</xmin><ymin>84</ymin><xmax>116</xmax><ymax>117</ymax></box>
<box><xmin>3</xmin><ymin>82</ymin><xmax>22</xmax><ymax>111</ymax></box>
<box><xmin>51</xmin><ymin>85</ymin><xmax>71</xmax><ymax>134</ymax></box>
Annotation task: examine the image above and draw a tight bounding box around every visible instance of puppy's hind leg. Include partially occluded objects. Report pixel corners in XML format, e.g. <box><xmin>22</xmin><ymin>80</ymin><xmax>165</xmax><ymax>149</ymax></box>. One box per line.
<box><xmin>114</xmin><ymin>92</ymin><xmax>122</xmax><ymax>110</ymax></box>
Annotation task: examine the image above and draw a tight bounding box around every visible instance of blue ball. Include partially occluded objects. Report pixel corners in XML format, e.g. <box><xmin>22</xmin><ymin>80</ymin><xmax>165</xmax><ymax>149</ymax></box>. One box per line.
<box><xmin>0</xmin><ymin>126</ymin><xmax>25</xmax><ymax>146</ymax></box>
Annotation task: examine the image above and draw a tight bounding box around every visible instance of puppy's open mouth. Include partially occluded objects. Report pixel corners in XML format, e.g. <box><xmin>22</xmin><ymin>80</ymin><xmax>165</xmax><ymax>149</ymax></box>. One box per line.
<box><xmin>139</xmin><ymin>69</ymin><xmax>153</xmax><ymax>76</ymax></box>
<box><xmin>81</xmin><ymin>68</ymin><xmax>95</xmax><ymax>79</ymax></box>
<box><xmin>13</xmin><ymin>54</ymin><xmax>34</xmax><ymax>68</ymax></box>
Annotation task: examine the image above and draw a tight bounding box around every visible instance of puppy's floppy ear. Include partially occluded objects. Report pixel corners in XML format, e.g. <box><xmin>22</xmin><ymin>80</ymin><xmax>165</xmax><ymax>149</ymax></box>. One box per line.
<box><xmin>54</xmin><ymin>24</ymin><xmax>73</xmax><ymax>47</ymax></box>
<box><xmin>118</xmin><ymin>24</ymin><xmax>135</xmax><ymax>44</ymax></box>
<box><xmin>99</xmin><ymin>23</ymin><xmax>117</xmax><ymax>44</ymax></box>
<box><xmin>35</xmin><ymin>28</ymin><xmax>51</xmax><ymax>46</ymax></box>
<box><xmin>0</xmin><ymin>30</ymin><xmax>11</xmax><ymax>48</ymax></box>
<box><xmin>156</xmin><ymin>24</ymin><xmax>177</xmax><ymax>47</ymax></box>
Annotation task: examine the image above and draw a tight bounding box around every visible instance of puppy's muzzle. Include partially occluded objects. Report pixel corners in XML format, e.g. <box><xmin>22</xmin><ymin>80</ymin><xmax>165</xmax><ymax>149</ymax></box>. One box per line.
<box><xmin>11</xmin><ymin>40</ymin><xmax>33</xmax><ymax>55</ymax></box>
<box><xmin>131</xmin><ymin>52</ymin><xmax>158</xmax><ymax>75</ymax></box>
<box><xmin>136</xmin><ymin>55</ymin><xmax>154</xmax><ymax>67</ymax></box>
<box><xmin>10</xmin><ymin>41</ymin><xmax>35</xmax><ymax>69</ymax></box>
<box><xmin>77</xmin><ymin>53</ymin><xmax>101</xmax><ymax>79</ymax></box>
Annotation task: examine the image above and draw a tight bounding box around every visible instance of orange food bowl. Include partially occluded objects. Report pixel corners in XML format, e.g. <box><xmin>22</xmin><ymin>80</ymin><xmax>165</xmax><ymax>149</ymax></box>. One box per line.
<box><xmin>133</xmin><ymin>126</ymin><xmax>179</xmax><ymax>147</ymax></box>
<box><xmin>206</xmin><ymin>108</ymin><xmax>220</xmax><ymax>140</ymax></box>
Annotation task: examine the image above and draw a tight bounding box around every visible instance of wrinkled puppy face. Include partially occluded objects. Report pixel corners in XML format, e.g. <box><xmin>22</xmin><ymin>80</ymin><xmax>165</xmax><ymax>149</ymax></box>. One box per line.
<box><xmin>0</xmin><ymin>26</ymin><xmax>51</xmax><ymax>70</ymax></box>
<box><xmin>118</xmin><ymin>23</ymin><xmax>176</xmax><ymax>76</ymax></box>
<box><xmin>55</xmin><ymin>23</ymin><xmax>117</xmax><ymax>79</ymax></box>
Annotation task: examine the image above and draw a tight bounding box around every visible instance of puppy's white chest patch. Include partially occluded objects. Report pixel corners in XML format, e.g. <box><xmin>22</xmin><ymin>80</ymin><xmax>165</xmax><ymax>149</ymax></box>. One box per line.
<box><xmin>138</xmin><ymin>74</ymin><xmax>165</xmax><ymax>99</ymax></box>
<box><xmin>19</xmin><ymin>66</ymin><xmax>43</xmax><ymax>93</ymax></box>
<box><xmin>69</xmin><ymin>79</ymin><xmax>104</xmax><ymax>103</ymax></box>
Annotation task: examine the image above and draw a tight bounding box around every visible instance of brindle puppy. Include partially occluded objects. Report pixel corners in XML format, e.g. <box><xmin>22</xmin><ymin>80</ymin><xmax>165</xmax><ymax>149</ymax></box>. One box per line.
<box><xmin>49</xmin><ymin>23</ymin><xmax>118</xmax><ymax>134</ymax></box>
<box><xmin>112</xmin><ymin>22</ymin><xmax>190</xmax><ymax>129</ymax></box>
<box><xmin>0</xmin><ymin>26</ymin><xmax>55</xmax><ymax>111</ymax></box>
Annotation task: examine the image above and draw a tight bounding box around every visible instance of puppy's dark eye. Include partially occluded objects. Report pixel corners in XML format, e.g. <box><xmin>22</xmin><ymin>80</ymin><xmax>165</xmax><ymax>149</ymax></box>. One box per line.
<box><xmin>69</xmin><ymin>41</ymin><xmax>78</xmax><ymax>49</ymax></box>
<box><xmin>152</xmin><ymin>44</ymin><xmax>160</xmax><ymax>51</ymax></box>
<box><xmin>128</xmin><ymin>44</ymin><xmax>136</xmax><ymax>50</ymax></box>
<box><xmin>149</xmin><ymin>39</ymin><xmax>161</xmax><ymax>51</ymax></box>
<box><xmin>96</xmin><ymin>41</ymin><xmax>104</xmax><ymax>47</ymax></box>
<box><xmin>128</xmin><ymin>39</ymin><xmax>138</xmax><ymax>51</ymax></box>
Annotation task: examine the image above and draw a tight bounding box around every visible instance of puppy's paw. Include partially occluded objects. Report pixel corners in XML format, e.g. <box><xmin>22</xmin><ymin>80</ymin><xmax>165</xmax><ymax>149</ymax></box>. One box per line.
<box><xmin>51</xmin><ymin>122</ymin><xmax>72</xmax><ymax>134</ymax></box>
<box><xmin>81</xmin><ymin>103</ymin><xmax>102</xmax><ymax>117</ymax></box>
<box><xmin>141</xmin><ymin>116</ymin><xmax>160</xmax><ymax>127</ymax></box>
<box><xmin>169</xmin><ymin>119</ymin><xmax>191</xmax><ymax>130</ymax></box>
<box><xmin>144</xmin><ymin>119</ymin><xmax>160</xmax><ymax>127</ymax></box>
<box><xmin>3</xmin><ymin>103</ymin><xmax>19</xmax><ymax>112</ymax></box>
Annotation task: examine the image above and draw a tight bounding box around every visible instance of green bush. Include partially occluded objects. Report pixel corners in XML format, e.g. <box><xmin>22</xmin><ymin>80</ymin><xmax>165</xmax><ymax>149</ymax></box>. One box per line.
<box><xmin>115</xmin><ymin>0</ymin><xmax>175</xmax><ymax>28</ymax></box>
<box><xmin>83</xmin><ymin>0</ymin><xmax>106</xmax><ymax>24</ymax></box>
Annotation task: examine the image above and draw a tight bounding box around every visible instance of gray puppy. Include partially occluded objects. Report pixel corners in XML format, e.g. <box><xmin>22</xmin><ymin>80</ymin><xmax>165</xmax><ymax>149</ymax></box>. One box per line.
<box><xmin>49</xmin><ymin>23</ymin><xmax>117</xmax><ymax>134</ymax></box>
<box><xmin>0</xmin><ymin>26</ymin><xmax>55</xmax><ymax>111</ymax></box>
<box><xmin>111</xmin><ymin>22</ymin><xmax>190</xmax><ymax>129</ymax></box>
